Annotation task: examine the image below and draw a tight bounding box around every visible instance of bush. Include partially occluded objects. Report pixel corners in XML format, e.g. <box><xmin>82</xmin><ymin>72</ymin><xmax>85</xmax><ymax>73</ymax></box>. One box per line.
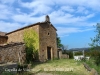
<box><xmin>62</xmin><ymin>50</ymin><xmax>73</xmax><ymax>59</ymax></box>
<box><xmin>95</xmin><ymin>54</ymin><xmax>100</xmax><ymax>66</ymax></box>
<box><xmin>33</xmin><ymin>50</ymin><xmax>39</xmax><ymax>60</ymax></box>
<box><xmin>75</xmin><ymin>52</ymin><xmax>83</xmax><ymax>56</ymax></box>
<box><xmin>90</xmin><ymin>50</ymin><xmax>100</xmax><ymax>66</ymax></box>
<box><xmin>25</xmin><ymin>47</ymin><xmax>34</xmax><ymax>63</ymax></box>
<box><xmin>24</xmin><ymin>29</ymin><xmax>39</xmax><ymax>63</ymax></box>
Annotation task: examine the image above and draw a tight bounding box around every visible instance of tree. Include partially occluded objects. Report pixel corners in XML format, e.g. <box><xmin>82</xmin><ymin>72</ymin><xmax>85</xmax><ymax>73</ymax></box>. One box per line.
<box><xmin>89</xmin><ymin>23</ymin><xmax>100</xmax><ymax>48</ymax></box>
<box><xmin>56</xmin><ymin>33</ymin><xmax>63</xmax><ymax>48</ymax></box>
<box><xmin>89</xmin><ymin>23</ymin><xmax>100</xmax><ymax>65</ymax></box>
<box><xmin>23</xmin><ymin>29</ymin><xmax>39</xmax><ymax>63</ymax></box>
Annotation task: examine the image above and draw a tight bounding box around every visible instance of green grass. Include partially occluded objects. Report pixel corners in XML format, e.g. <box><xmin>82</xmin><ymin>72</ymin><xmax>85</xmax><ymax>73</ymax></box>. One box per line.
<box><xmin>2</xmin><ymin>59</ymin><xmax>95</xmax><ymax>75</ymax></box>
<box><xmin>31</xmin><ymin>59</ymin><xmax>89</xmax><ymax>75</ymax></box>
<box><xmin>85</xmin><ymin>58</ymin><xmax>100</xmax><ymax>75</ymax></box>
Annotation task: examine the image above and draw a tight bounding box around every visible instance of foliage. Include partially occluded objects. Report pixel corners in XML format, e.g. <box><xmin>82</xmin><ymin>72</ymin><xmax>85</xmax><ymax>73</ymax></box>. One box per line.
<box><xmin>25</xmin><ymin>47</ymin><xmax>33</xmax><ymax>63</ymax></box>
<box><xmin>61</xmin><ymin>45</ymin><xmax>68</xmax><ymax>50</ymax></box>
<box><xmin>89</xmin><ymin>23</ymin><xmax>100</xmax><ymax>66</ymax></box>
<box><xmin>74</xmin><ymin>51</ymin><xmax>83</xmax><ymax>56</ymax></box>
<box><xmin>23</xmin><ymin>29</ymin><xmax>39</xmax><ymax>63</ymax></box>
<box><xmin>85</xmin><ymin>58</ymin><xmax>100</xmax><ymax>75</ymax></box>
<box><xmin>62</xmin><ymin>50</ymin><xmax>73</xmax><ymax>59</ymax></box>
<box><xmin>89</xmin><ymin>23</ymin><xmax>100</xmax><ymax>48</ymax></box>
<box><xmin>56</xmin><ymin>33</ymin><xmax>63</xmax><ymax>48</ymax></box>
<box><xmin>24</xmin><ymin>29</ymin><xmax>39</xmax><ymax>50</ymax></box>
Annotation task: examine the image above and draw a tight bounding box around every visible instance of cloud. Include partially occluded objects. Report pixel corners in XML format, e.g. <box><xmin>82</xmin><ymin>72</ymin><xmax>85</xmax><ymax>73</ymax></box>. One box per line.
<box><xmin>18</xmin><ymin>0</ymin><xmax>53</xmax><ymax>15</ymax></box>
<box><xmin>57</xmin><ymin>27</ymin><xmax>94</xmax><ymax>37</ymax></box>
<box><xmin>49</xmin><ymin>11</ymin><xmax>95</xmax><ymax>25</ymax></box>
<box><xmin>18</xmin><ymin>0</ymin><xmax>55</xmax><ymax>8</ymax></box>
<box><xmin>0</xmin><ymin>21</ymin><xmax>23</xmax><ymax>32</ymax></box>
<box><xmin>12</xmin><ymin>14</ymin><xmax>45</xmax><ymax>24</ymax></box>
<box><xmin>0</xmin><ymin>0</ymin><xmax>99</xmax><ymax>35</ymax></box>
<box><xmin>54</xmin><ymin>0</ymin><xmax>100</xmax><ymax>11</ymax></box>
<box><xmin>76</xmin><ymin>6</ymin><xmax>90</xmax><ymax>15</ymax></box>
<box><xmin>0</xmin><ymin>4</ymin><xmax>13</xmax><ymax>20</ymax></box>
<box><xmin>0</xmin><ymin>0</ymin><xmax>15</xmax><ymax>4</ymax></box>
<box><xmin>60</xmin><ymin>6</ymin><xmax>75</xmax><ymax>13</ymax></box>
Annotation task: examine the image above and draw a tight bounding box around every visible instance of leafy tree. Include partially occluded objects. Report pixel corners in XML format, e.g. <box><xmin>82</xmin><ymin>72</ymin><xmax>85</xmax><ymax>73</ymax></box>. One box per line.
<box><xmin>56</xmin><ymin>33</ymin><xmax>63</xmax><ymax>48</ymax></box>
<box><xmin>89</xmin><ymin>23</ymin><xmax>100</xmax><ymax>65</ymax></box>
<box><xmin>89</xmin><ymin>23</ymin><xmax>100</xmax><ymax>48</ymax></box>
<box><xmin>23</xmin><ymin>29</ymin><xmax>39</xmax><ymax>63</ymax></box>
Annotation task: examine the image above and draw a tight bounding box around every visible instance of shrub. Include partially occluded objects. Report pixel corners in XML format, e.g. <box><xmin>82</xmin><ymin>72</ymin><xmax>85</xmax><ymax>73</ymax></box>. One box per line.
<box><xmin>90</xmin><ymin>50</ymin><xmax>100</xmax><ymax>66</ymax></box>
<box><xmin>95</xmin><ymin>54</ymin><xmax>100</xmax><ymax>66</ymax></box>
<box><xmin>23</xmin><ymin>29</ymin><xmax>39</xmax><ymax>63</ymax></box>
<box><xmin>62</xmin><ymin>51</ymin><xmax>73</xmax><ymax>59</ymax></box>
<box><xmin>25</xmin><ymin>47</ymin><xmax>34</xmax><ymax>63</ymax></box>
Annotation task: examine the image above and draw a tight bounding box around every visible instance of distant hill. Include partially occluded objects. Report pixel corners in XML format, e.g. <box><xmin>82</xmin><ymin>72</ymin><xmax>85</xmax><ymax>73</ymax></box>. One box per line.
<box><xmin>68</xmin><ymin>47</ymin><xmax>90</xmax><ymax>52</ymax></box>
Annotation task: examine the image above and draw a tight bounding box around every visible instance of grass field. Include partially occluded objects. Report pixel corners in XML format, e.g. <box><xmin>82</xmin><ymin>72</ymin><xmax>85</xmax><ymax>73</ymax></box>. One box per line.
<box><xmin>1</xmin><ymin>59</ymin><xmax>91</xmax><ymax>75</ymax></box>
<box><xmin>31</xmin><ymin>59</ymin><xmax>89</xmax><ymax>75</ymax></box>
<box><xmin>85</xmin><ymin>58</ymin><xmax>100</xmax><ymax>75</ymax></box>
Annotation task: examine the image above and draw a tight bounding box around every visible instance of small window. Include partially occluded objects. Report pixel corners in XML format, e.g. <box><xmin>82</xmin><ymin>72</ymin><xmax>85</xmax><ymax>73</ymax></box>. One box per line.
<box><xmin>48</xmin><ymin>32</ymin><xmax>50</xmax><ymax>36</ymax></box>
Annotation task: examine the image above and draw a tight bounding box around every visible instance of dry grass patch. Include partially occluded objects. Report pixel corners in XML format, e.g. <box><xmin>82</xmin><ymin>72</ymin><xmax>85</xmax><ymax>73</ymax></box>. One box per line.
<box><xmin>31</xmin><ymin>59</ymin><xmax>89</xmax><ymax>75</ymax></box>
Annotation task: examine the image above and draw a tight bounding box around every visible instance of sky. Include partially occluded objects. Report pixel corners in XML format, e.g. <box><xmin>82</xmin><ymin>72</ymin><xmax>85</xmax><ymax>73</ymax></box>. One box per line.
<box><xmin>0</xmin><ymin>0</ymin><xmax>100</xmax><ymax>49</ymax></box>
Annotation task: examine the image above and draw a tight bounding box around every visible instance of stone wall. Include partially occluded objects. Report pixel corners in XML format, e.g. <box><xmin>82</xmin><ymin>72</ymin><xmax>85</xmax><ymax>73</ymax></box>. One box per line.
<box><xmin>0</xmin><ymin>42</ymin><xmax>26</xmax><ymax>64</ymax></box>
<box><xmin>7</xmin><ymin>25</ymin><xmax>39</xmax><ymax>43</ymax></box>
<box><xmin>39</xmin><ymin>23</ymin><xmax>57</xmax><ymax>61</ymax></box>
<box><xmin>6</xmin><ymin>22</ymin><xmax>57</xmax><ymax>62</ymax></box>
<box><xmin>58</xmin><ymin>49</ymin><xmax>69</xmax><ymax>59</ymax></box>
<box><xmin>0</xmin><ymin>36</ymin><xmax>8</xmax><ymax>45</ymax></box>
<box><xmin>61</xmin><ymin>54</ymin><xmax>69</xmax><ymax>59</ymax></box>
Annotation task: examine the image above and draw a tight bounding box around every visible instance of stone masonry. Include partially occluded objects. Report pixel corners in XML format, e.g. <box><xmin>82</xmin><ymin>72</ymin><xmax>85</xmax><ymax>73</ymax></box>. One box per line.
<box><xmin>0</xmin><ymin>32</ymin><xmax>8</xmax><ymax>45</ymax></box>
<box><xmin>0</xmin><ymin>42</ymin><xmax>26</xmax><ymax>64</ymax></box>
<box><xmin>0</xmin><ymin>15</ymin><xmax>58</xmax><ymax>62</ymax></box>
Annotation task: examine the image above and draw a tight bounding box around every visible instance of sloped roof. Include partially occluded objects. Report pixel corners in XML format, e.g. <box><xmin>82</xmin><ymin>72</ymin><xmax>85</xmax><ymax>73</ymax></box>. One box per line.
<box><xmin>6</xmin><ymin>21</ymin><xmax>57</xmax><ymax>35</ymax></box>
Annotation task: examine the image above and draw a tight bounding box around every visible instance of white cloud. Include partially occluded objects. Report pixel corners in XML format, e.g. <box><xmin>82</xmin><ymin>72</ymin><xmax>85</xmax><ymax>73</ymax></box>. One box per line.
<box><xmin>0</xmin><ymin>0</ymin><xmax>15</xmax><ymax>4</ymax></box>
<box><xmin>54</xmin><ymin>0</ymin><xmax>100</xmax><ymax>11</ymax></box>
<box><xmin>30</xmin><ymin>4</ymin><xmax>52</xmax><ymax>15</ymax></box>
<box><xmin>19</xmin><ymin>0</ymin><xmax>100</xmax><ymax>13</ymax></box>
<box><xmin>19</xmin><ymin>0</ymin><xmax>55</xmax><ymax>8</ymax></box>
<box><xmin>0</xmin><ymin>9</ymin><xmax>12</xmax><ymax>19</ymax></box>
<box><xmin>76</xmin><ymin>6</ymin><xmax>90</xmax><ymax>15</ymax></box>
<box><xmin>18</xmin><ymin>0</ymin><xmax>53</xmax><ymax>15</ymax></box>
<box><xmin>12</xmin><ymin>14</ymin><xmax>45</xmax><ymax>24</ymax></box>
<box><xmin>0</xmin><ymin>3</ymin><xmax>14</xmax><ymax>20</ymax></box>
<box><xmin>57</xmin><ymin>27</ymin><xmax>94</xmax><ymax>37</ymax></box>
<box><xmin>0</xmin><ymin>21</ymin><xmax>23</xmax><ymax>32</ymax></box>
<box><xmin>49</xmin><ymin>11</ymin><xmax>95</xmax><ymax>24</ymax></box>
<box><xmin>0</xmin><ymin>0</ymin><xmax>99</xmax><ymax>34</ymax></box>
<box><xmin>61</xmin><ymin>6</ymin><xmax>75</xmax><ymax>12</ymax></box>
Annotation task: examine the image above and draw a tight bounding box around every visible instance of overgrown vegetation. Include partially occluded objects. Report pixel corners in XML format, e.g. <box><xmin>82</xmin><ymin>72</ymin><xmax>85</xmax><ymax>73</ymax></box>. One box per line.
<box><xmin>89</xmin><ymin>23</ymin><xmax>100</xmax><ymax>66</ymax></box>
<box><xmin>24</xmin><ymin>29</ymin><xmax>39</xmax><ymax>63</ymax></box>
<box><xmin>85</xmin><ymin>58</ymin><xmax>100</xmax><ymax>75</ymax></box>
<box><xmin>62</xmin><ymin>50</ymin><xmax>73</xmax><ymax>59</ymax></box>
<box><xmin>56</xmin><ymin>33</ymin><xmax>63</xmax><ymax>48</ymax></box>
